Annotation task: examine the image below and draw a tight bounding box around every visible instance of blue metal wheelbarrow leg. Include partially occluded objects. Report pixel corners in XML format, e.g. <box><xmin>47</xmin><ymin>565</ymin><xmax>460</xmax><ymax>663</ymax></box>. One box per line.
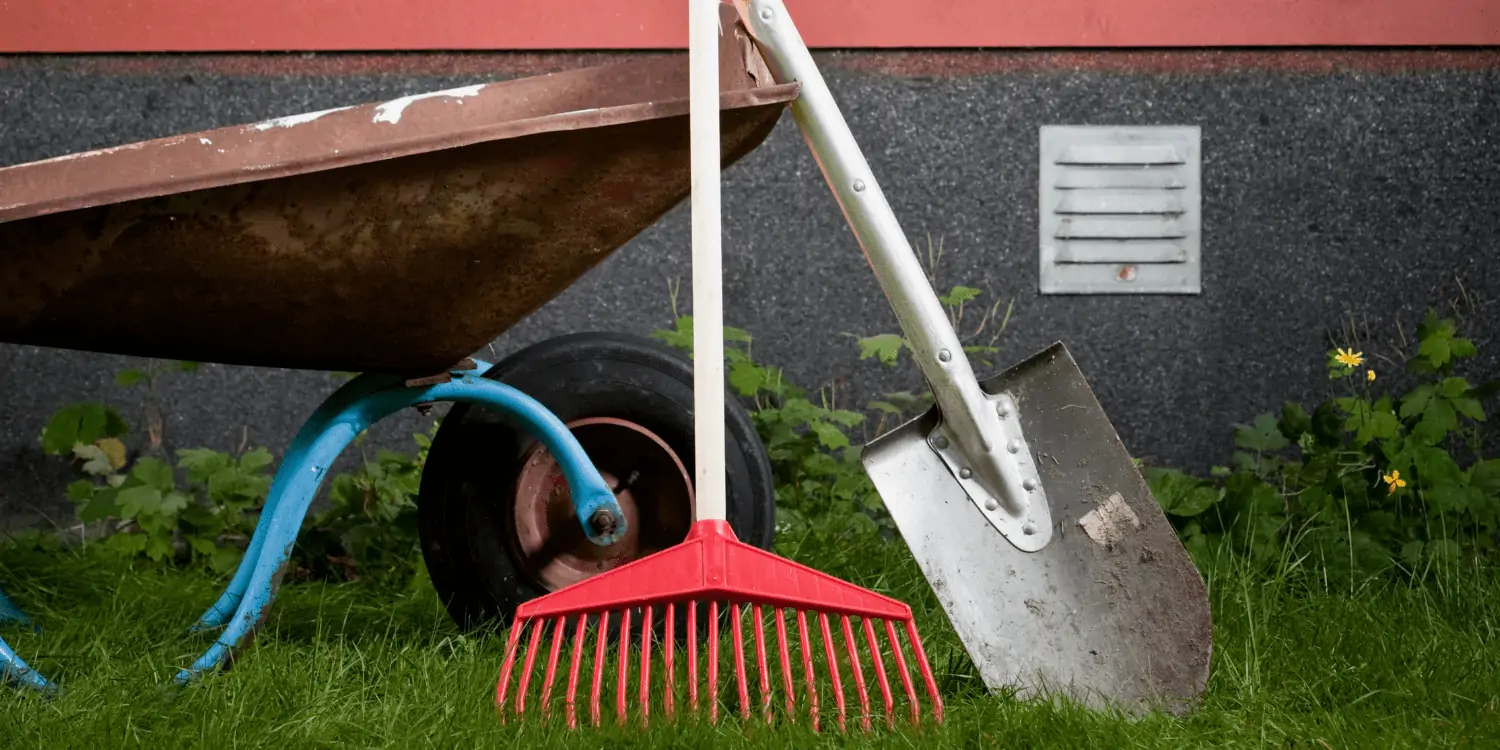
<box><xmin>190</xmin><ymin>369</ymin><xmax>423</xmax><ymax>632</ymax></box>
<box><xmin>0</xmin><ymin>584</ymin><xmax>52</xmax><ymax>692</ymax></box>
<box><xmin>0</xmin><ymin>584</ymin><xmax>27</xmax><ymax>627</ymax></box>
<box><xmin>177</xmin><ymin>361</ymin><xmax>627</xmax><ymax>684</ymax></box>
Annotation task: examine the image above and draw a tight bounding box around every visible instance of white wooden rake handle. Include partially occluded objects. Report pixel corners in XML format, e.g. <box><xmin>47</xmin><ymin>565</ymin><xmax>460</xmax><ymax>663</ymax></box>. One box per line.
<box><xmin>689</xmin><ymin>0</ymin><xmax>728</xmax><ymax>523</ymax></box>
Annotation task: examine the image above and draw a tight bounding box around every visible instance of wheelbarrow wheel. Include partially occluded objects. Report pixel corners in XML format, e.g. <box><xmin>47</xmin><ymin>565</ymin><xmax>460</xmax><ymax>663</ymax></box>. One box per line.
<box><xmin>417</xmin><ymin>331</ymin><xmax>776</xmax><ymax>633</ymax></box>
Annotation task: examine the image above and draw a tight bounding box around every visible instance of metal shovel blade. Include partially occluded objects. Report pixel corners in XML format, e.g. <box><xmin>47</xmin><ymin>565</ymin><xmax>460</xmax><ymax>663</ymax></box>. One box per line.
<box><xmin>862</xmin><ymin>342</ymin><xmax>1212</xmax><ymax>716</ymax></box>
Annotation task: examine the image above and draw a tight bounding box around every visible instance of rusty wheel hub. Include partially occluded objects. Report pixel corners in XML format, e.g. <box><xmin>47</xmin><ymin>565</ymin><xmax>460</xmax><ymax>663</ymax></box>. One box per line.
<box><xmin>510</xmin><ymin>417</ymin><xmax>695</xmax><ymax>592</ymax></box>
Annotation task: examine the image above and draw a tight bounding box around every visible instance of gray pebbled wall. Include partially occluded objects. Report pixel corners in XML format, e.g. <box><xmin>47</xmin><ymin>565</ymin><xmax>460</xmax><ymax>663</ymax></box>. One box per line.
<box><xmin>3</xmin><ymin>53</ymin><xmax>1498</xmax><ymax>530</ymax></box>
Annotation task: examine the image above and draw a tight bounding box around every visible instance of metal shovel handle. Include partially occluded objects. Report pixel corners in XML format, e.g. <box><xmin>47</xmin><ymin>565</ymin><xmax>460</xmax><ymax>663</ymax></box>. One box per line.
<box><xmin>738</xmin><ymin>0</ymin><xmax>1052</xmax><ymax>549</ymax></box>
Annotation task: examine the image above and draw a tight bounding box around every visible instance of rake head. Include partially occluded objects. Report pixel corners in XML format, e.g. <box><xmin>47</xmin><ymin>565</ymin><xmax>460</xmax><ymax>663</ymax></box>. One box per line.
<box><xmin>494</xmin><ymin>519</ymin><xmax>942</xmax><ymax>732</ymax></box>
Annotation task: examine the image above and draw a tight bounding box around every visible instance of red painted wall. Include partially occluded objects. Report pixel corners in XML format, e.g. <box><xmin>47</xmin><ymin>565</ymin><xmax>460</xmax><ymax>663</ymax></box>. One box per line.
<box><xmin>2</xmin><ymin>0</ymin><xmax>1497</xmax><ymax>52</ymax></box>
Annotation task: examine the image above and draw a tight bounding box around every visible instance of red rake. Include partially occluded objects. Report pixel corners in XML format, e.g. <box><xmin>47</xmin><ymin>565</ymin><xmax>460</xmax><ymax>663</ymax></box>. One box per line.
<box><xmin>493</xmin><ymin>519</ymin><xmax>943</xmax><ymax>731</ymax></box>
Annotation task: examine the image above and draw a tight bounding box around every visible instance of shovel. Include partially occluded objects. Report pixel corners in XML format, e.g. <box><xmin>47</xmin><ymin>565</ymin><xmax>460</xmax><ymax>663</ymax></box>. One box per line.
<box><xmin>737</xmin><ymin>0</ymin><xmax>1213</xmax><ymax>715</ymax></box>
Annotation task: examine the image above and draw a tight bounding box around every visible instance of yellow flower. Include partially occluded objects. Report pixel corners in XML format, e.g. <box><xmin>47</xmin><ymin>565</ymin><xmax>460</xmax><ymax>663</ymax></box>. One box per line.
<box><xmin>1382</xmin><ymin>469</ymin><xmax>1407</xmax><ymax>495</ymax></box>
<box><xmin>1367</xmin><ymin>369</ymin><xmax>1376</xmax><ymax>382</ymax></box>
<box><xmin>1335</xmin><ymin>348</ymin><xmax>1364</xmax><ymax>368</ymax></box>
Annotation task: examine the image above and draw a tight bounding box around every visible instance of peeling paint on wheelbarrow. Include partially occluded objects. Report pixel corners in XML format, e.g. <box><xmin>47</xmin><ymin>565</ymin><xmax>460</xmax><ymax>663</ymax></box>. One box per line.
<box><xmin>0</xmin><ymin>9</ymin><xmax>798</xmax><ymax>376</ymax></box>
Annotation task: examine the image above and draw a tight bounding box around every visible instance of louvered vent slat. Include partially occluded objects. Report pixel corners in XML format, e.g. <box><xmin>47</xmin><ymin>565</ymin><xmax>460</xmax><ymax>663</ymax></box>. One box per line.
<box><xmin>1039</xmin><ymin>126</ymin><xmax>1202</xmax><ymax>295</ymax></box>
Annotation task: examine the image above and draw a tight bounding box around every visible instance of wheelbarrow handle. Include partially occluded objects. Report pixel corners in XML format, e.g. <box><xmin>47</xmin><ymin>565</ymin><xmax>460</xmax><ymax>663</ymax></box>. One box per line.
<box><xmin>738</xmin><ymin>0</ymin><xmax>1052</xmax><ymax>550</ymax></box>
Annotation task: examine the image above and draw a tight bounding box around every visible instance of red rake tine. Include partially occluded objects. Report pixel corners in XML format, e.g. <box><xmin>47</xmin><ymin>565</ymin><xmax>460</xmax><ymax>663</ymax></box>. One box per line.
<box><xmin>516</xmin><ymin>619</ymin><xmax>545</xmax><ymax>714</ymax></box>
<box><xmin>885</xmin><ymin>619</ymin><xmax>921</xmax><ymax>725</ymax></box>
<box><xmin>539</xmin><ymin>616</ymin><xmax>568</xmax><ymax>715</ymax></box>
<box><xmin>862</xmin><ymin>617</ymin><xmax>896</xmax><ymax>730</ymax></box>
<box><xmin>688</xmin><ymin>603</ymin><xmax>699</xmax><ymax>712</ymax></box>
<box><xmin>776</xmin><ymin>608</ymin><xmax>794</xmax><ymax>720</ymax></box>
<box><xmin>616</xmin><ymin>608</ymin><xmax>632</xmax><ymax>725</ymax></box>
<box><xmin>664</xmin><ymin>603</ymin><xmax>676</xmax><ymax>718</ymax></box>
<box><xmin>797</xmin><ymin>610</ymin><xmax>819</xmax><ymax>732</ymax></box>
<box><xmin>494</xmin><ymin>619</ymin><xmax>526</xmax><ymax>719</ymax></box>
<box><xmin>708</xmin><ymin>601</ymin><xmax>722</xmax><ymax>723</ymax></box>
<box><xmin>565</xmin><ymin>614</ymin><xmax>588</xmax><ymax>729</ymax></box>
<box><xmin>639</xmin><ymin>605</ymin><xmax>653</xmax><ymax>726</ymax></box>
<box><xmin>905</xmin><ymin>619</ymin><xmax>944</xmax><ymax>723</ymax></box>
<box><xmin>842</xmin><ymin>616</ymin><xmax>873</xmax><ymax>732</ymax></box>
<box><xmin>753</xmin><ymin>604</ymin><xmax>772</xmax><ymax>723</ymax></box>
<box><xmin>591</xmin><ymin>611</ymin><xmax>609</xmax><ymax>727</ymax></box>
<box><xmin>492</xmin><ymin>520</ymin><xmax>940</xmax><ymax>732</ymax></box>
<box><xmin>819</xmin><ymin>613</ymin><xmax>848</xmax><ymax>732</ymax></box>
<box><xmin>732</xmin><ymin>604</ymin><xmax>751</xmax><ymax>721</ymax></box>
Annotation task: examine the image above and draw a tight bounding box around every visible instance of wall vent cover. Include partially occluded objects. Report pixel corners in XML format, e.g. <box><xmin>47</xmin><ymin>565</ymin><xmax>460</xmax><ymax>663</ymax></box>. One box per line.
<box><xmin>1038</xmin><ymin>125</ymin><xmax>1202</xmax><ymax>295</ymax></box>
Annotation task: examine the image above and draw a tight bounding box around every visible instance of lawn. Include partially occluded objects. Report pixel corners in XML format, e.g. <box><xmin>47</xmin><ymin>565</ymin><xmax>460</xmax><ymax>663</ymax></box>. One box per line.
<box><xmin>2</xmin><ymin>527</ymin><xmax>1497</xmax><ymax>749</ymax></box>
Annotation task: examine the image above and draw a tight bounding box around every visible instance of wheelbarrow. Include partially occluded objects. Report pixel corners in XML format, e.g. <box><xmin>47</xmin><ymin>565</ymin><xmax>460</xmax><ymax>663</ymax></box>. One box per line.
<box><xmin>1</xmin><ymin>0</ymin><xmax>1211</xmax><ymax>719</ymax></box>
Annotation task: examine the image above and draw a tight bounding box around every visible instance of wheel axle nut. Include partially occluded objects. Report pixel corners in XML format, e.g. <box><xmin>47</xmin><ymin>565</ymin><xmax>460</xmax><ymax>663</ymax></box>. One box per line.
<box><xmin>589</xmin><ymin>508</ymin><xmax>620</xmax><ymax>539</ymax></box>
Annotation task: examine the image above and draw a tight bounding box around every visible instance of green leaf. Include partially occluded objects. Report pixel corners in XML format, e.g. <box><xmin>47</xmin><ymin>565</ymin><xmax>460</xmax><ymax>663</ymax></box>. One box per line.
<box><xmin>1427</xmin><ymin>539</ymin><xmax>1461</xmax><ymax>565</ymax></box>
<box><xmin>810</xmin><ymin>422</ymin><xmax>850</xmax><ymax>450</ymax></box>
<box><xmin>188</xmin><ymin>537</ymin><xmax>219</xmax><ymax>557</ymax></box>
<box><xmin>240</xmin><ymin>448</ymin><xmax>275</xmax><ymax>474</ymax></box>
<box><xmin>66</xmin><ymin>479</ymin><xmax>97</xmax><ymax>505</ymax></box>
<box><xmin>159</xmin><ymin>492</ymin><xmax>191</xmax><ymax>516</ymax></box>
<box><xmin>1233</xmin><ymin>413</ymin><xmax>1289</xmax><ymax>452</ymax></box>
<box><xmin>1471</xmin><ymin>459</ymin><xmax>1500</xmax><ymax>497</ymax></box>
<box><xmin>40</xmin><ymin>402</ymin><xmax>128</xmax><ymax>456</ymax></box>
<box><xmin>116</xmin><ymin>485</ymin><xmax>163</xmax><ymax>518</ymax></box>
<box><xmin>826</xmin><ymin>409</ymin><xmax>865</xmax><ymax>428</ymax></box>
<box><xmin>104</xmin><ymin>533</ymin><xmax>149</xmax><ymax>557</ymax></box>
<box><xmin>145</xmin><ymin>536</ymin><xmax>175</xmax><ymax>562</ymax></box>
<box><xmin>1343</xmin><ymin>400</ymin><xmax>1401</xmax><ymax>445</ymax></box>
<box><xmin>130</xmin><ymin>457</ymin><xmax>177</xmax><ymax>492</ymax></box>
<box><xmin>1400</xmin><ymin>385</ymin><xmax>1434</xmax><ymax>420</ymax></box>
<box><xmin>1411</xmin><ymin>399</ymin><xmax>1458</xmax><ymax>445</ymax></box>
<box><xmin>1452</xmin><ymin>397</ymin><xmax>1486</xmax><ymax>422</ymax></box>
<box><xmin>723</xmin><ymin>326</ymin><xmax>753</xmax><ymax>344</ymax></box>
<box><xmin>1278</xmin><ymin>402</ymin><xmax>1312</xmax><ymax>442</ymax></box>
<box><xmin>1437</xmin><ymin>377</ymin><xmax>1471</xmax><ymax>399</ymax></box>
<box><xmin>1426</xmin><ymin>484</ymin><xmax>1476</xmax><ymax>515</ymax></box>
<box><xmin>1419</xmin><ymin>328</ymin><xmax>1454</xmax><ymax>369</ymax></box>
<box><xmin>210</xmin><ymin>548</ymin><xmax>243</xmax><ymax>574</ymax></box>
<box><xmin>867</xmin><ymin>401</ymin><xmax>903</xmax><ymax>415</ymax></box>
<box><xmin>115</xmin><ymin>369</ymin><xmax>147</xmax><ymax>387</ymax></box>
<box><xmin>1413</xmin><ymin>446</ymin><xmax>1464</xmax><ymax>486</ymax></box>
<box><xmin>178</xmin><ymin>503</ymin><xmax>219</xmax><ymax>530</ymax></box>
<box><xmin>727</xmin><ymin>361</ymin><xmax>767</xmax><ymax>397</ymax></box>
<box><xmin>856</xmin><ymin>334</ymin><xmax>905</xmax><ymax>367</ymax></box>
<box><xmin>1310</xmin><ymin>401</ymin><xmax>1345</xmax><ymax>446</ymax></box>
<box><xmin>176</xmin><ymin>448</ymin><xmax>229</xmax><ymax>474</ymax></box>
<box><xmin>938</xmin><ymin>285</ymin><xmax>981</xmax><ymax>307</ymax></box>
<box><xmin>649</xmin><ymin>316</ymin><xmax>695</xmax><ymax>354</ymax></box>
<box><xmin>1146</xmin><ymin>468</ymin><xmax>1223</xmax><ymax>517</ymax></box>
<box><xmin>79</xmin><ymin>492</ymin><xmax>118</xmax><ymax>522</ymax></box>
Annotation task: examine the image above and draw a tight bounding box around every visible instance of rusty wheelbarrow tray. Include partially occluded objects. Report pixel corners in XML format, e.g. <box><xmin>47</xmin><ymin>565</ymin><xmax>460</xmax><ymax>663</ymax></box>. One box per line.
<box><xmin>0</xmin><ymin>10</ymin><xmax>797</xmax><ymax>376</ymax></box>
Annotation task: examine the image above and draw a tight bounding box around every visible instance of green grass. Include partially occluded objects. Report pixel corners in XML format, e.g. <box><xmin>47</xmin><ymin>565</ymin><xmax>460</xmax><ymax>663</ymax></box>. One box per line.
<box><xmin>2</xmin><ymin>530</ymin><xmax>1498</xmax><ymax>749</ymax></box>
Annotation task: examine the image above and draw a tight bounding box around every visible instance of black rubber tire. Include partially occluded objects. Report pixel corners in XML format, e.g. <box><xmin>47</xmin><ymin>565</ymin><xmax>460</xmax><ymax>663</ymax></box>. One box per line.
<box><xmin>417</xmin><ymin>331</ymin><xmax>777</xmax><ymax>633</ymax></box>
